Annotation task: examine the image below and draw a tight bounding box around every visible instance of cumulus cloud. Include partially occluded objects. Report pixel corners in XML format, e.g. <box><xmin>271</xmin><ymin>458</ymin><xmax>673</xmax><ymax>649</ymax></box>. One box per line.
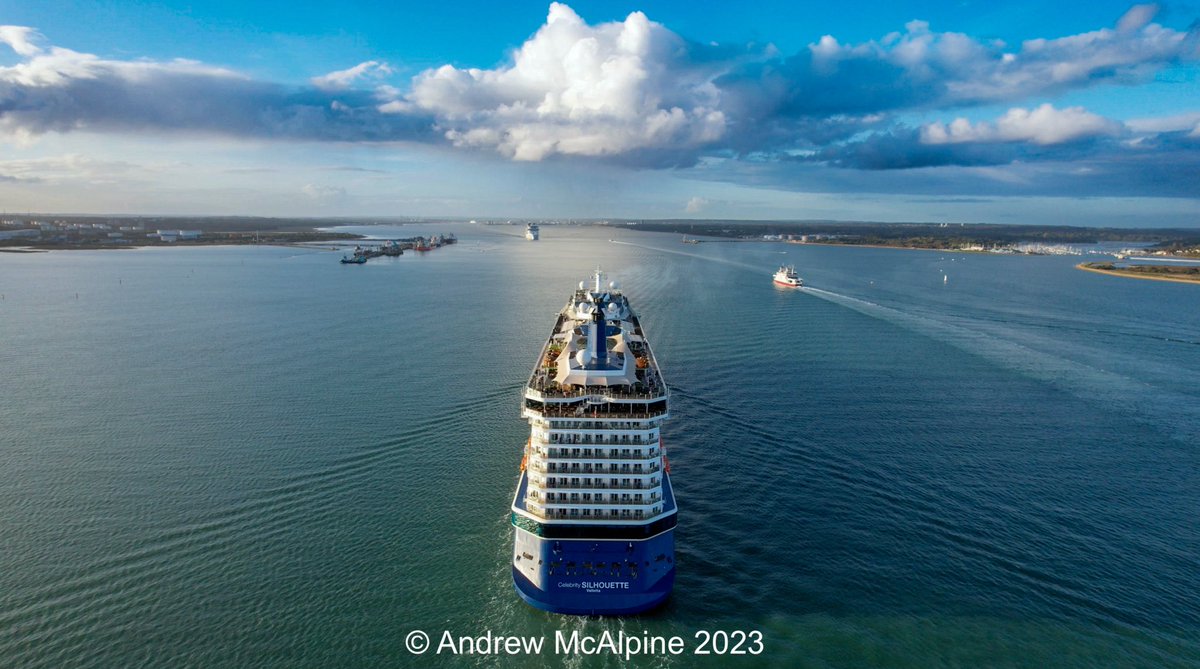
<box><xmin>0</xmin><ymin>5</ymin><xmax>1198</xmax><ymax>198</ymax></box>
<box><xmin>393</xmin><ymin>3</ymin><xmax>1197</xmax><ymax>164</ymax></box>
<box><xmin>921</xmin><ymin>104</ymin><xmax>1123</xmax><ymax>145</ymax></box>
<box><xmin>404</xmin><ymin>3</ymin><xmax>730</xmax><ymax>162</ymax></box>
<box><xmin>684</xmin><ymin>196</ymin><xmax>709</xmax><ymax>213</ymax></box>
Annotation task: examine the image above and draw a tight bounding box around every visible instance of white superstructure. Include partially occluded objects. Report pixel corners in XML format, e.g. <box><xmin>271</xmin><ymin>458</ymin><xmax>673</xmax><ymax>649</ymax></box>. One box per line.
<box><xmin>518</xmin><ymin>268</ymin><xmax>670</xmax><ymax>525</ymax></box>
<box><xmin>526</xmin><ymin>223</ymin><xmax>540</xmax><ymax>241</ymax></box>
<box><xmin>510</xmin><ymin>268</ymin><xmax>677</xmax><ymax>614</ymax></box>
<box><xmin>773</xmin><ymin>265</ymin><xmax>802</xmax><ymax>287</ymax></box>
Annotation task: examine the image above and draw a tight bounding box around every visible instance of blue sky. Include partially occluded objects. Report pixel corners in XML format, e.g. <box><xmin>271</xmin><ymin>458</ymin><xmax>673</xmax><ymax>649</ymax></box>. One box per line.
<box><xmin>0</xmin><ymin>1</ymin><xmax>1198</xmax><ymax>225</ymax></box>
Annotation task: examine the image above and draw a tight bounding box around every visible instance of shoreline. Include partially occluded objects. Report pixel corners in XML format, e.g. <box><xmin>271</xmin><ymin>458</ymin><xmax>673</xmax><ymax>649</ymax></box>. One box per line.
<box><xmin>0</xmin><ymin>234</ymin><xmax>364</xmax><ymax>253</ymax></box>
<box><xmin>785</xmin><ymin>240</ymin><xmax>991</xmax><ymax>254</ymax></box>
<box><xmin>1075</xmin><ymin>263</ymin><xmax>1200</xmax><ymax>285</ymax></box>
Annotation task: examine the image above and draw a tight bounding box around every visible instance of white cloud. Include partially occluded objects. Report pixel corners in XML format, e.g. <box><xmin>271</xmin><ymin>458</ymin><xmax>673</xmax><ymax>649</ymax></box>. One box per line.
<box><xmin>921</xmin><ymin>104</ymin><xmax>1122</xmax><ymax>145</ymax></box>
<box><xmin>407</xmin><ymin>3</ymin><xmax>727</xmax><ymax>161</ymax></box>
<box><xmin>0</xmin><ymin>3</ymin><xmax>1196</xmax><ymax>193</ymax></box>
<box><xmin>0</xmin><ymin>25</ymin><xmax>44</xmax><ymax>57</ymax></box>
<box><xmin>312</xmin><ymin>60</ymin><xmax>394</xmax><ymax>90</ymax></box>
<box><xmin>1125</xmin><ymin>111</ymin><xmax>1200</xmax><ymax>134</ymax></box>
<box><xmin>685</xmin><ymin>196</ymin><xmax>709</xmax><ymax>213</ymax></box>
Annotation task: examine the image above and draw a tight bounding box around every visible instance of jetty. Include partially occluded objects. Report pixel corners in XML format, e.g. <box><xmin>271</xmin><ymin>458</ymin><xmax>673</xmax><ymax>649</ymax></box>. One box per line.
<box><xmin>340</xmin><ymin>234</ymin><xmax>456</xmax><ymax>264</ymax></box>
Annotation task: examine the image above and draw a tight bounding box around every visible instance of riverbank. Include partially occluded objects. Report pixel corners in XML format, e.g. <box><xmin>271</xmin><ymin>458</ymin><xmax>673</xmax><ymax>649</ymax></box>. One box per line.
<box><xmin>0</xmin><ymin>230</ymin><xmax>364</xmax><ymax>251</ymax></box>
<box><xmin>1076</xmin><ymin>262</ymin><xmax>1200</xmax><ymax>284</ymax></box>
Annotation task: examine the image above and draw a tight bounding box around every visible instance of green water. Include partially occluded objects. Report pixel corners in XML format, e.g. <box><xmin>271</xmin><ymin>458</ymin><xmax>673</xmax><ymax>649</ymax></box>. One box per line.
<box><xmin>1</xmin><ymin>225</ymin><xmax>1197</xmax><ymax>667</ymax></box>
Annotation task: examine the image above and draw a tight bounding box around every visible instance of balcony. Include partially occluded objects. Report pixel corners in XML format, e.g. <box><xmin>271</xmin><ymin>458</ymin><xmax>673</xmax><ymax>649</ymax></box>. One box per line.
<box><xmin>529</xmin><ymin>462</ymin><xmax>662</xmax><ymax>476</ymax></box>
<box><xmin>536</xmin><ymin>448</ymin><xmax>661</xmax><ymax>461</ymax></box>
<box><xmin>529</xmin><ymin>479</ymin><xmax>660</xmax><ymax>491</ymax></box>
<box><xmin>536</xmin><ymin>494</ymin><xmax>662</xmax><ymax>506</ymax></box>
<box><xmin>533</xmin><ymin>419</ymin><xmax>663</xmax><ymax>432</ymax></box>
<box><xmin>524</xmin><ymin>403</ymin><xmax>667</xmax><ymax>420</ymax></box>
<box><xmin>534</xmin><ymin>507</ymin><xmax>663</xmax><ymax>521</ymax></box>
<box><xmin>544</xmin><ymin>435</ymin><xmax>655</xmax><ymax>445</ymax></box>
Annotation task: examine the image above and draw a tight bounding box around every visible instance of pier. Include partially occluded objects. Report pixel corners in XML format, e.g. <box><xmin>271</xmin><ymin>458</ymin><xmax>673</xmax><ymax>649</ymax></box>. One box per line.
<box><xmin>340</xmin><ymin>234</ymin><xmax>456</xmax><ymax>264</ymax></box>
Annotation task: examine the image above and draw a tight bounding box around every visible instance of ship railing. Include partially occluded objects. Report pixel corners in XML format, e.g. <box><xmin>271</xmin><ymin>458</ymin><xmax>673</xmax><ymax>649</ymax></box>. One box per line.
<box><xmin>525</xmin><ymin>367</ymin><xmax>664</xmax><ymax>394</ymax></box>
<box><xmin>545</xmin><ymin>436</ymin><xmax>653</xmax><ymax>445</ymax></box>
<box><xmin>532</xmin><ymin>508</ymin><xmax>662</xmax><ymax>521</ymax></box>
<box><xmin>526</xmin><ymin>407</ymin><xmax>668</xmax><ymax>420</ymax></box>
<box><xmin>537</xmin><ymin>449</ymin><xmax>661</xmax><ymax>461</ymax></box>
<box><xmin>537</xmin><ymin>496</ymin><xmax>662</xmax><ymax>506</ymax></box>
<box><xmin>540</xmin><ymin>467</ymin><xmax>662</xmax><ymax>477</ymax></box>
<box><xmin>525</xmin><ymin>384</ymin><xmax>667</xmax><ymax>402</ymax></box>
<box><xmin>533</xmin><ymin>482</ymin><xmax>657</xmax><ymax>491</ymax></box>
<box><xmin>534</xmin><ymin>419</ymin><xmax>663</xmax><ymax>431</ymax></box>
<box><xmin>528</xmin><ymin>463</ymin><xmax>661</xmax><ymax>475</ymax></box>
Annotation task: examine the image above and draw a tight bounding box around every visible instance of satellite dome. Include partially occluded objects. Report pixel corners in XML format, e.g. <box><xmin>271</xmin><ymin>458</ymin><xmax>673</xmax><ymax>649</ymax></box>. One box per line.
<box><xmin>578</xmin><ymin>281</ymin><xmax>586</xmax><ymax>290</ymax></box>
<box><xmin>609</xmin><ymin>280</ymin><xmax>619</xmax><ymax>290</ymax></box>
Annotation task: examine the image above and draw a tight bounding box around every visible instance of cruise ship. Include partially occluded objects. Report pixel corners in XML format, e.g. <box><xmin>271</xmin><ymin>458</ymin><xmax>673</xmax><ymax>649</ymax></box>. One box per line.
<box><xmin>526</xmin><ymin>223</ymin><xmax>540</xmax><ymax>241</ymax></box>
<box><xmin>511</xmin><ymin>268</ymin><xmax>676</xmax><ymax>615</ymax></box>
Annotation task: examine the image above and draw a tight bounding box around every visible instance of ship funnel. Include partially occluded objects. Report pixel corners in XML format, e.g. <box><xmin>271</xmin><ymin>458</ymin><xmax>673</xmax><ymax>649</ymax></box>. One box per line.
<box><xmin>590</xmin><ymin>299</ymin><xmax>607</xmax><ymax>367</ymax></box>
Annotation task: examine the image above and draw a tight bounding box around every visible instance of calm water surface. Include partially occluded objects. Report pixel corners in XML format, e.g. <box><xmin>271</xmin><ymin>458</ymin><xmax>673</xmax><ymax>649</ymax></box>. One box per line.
<box><xmin>1</xmin><ymin>225</ymin><xmax>1198</xmax><ymax>667</ymax></box>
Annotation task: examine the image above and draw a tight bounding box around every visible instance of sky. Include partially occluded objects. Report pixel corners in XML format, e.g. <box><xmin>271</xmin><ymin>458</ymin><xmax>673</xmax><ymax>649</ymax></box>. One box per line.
<box><xmin>0</xmin><ymin>1</ymin><xmax>1198</xmax><ymax>226</ymax></box>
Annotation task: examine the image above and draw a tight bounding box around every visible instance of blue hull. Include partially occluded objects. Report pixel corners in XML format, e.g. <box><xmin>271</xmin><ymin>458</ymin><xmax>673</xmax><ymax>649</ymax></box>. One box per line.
<box><xmin>511</xmin><ymin>529</ymin><xmax>675</xmax><ymax>615</ymax></box>
<box><xmin>513</xmin><ymin>566</ymin><xmax>673</xmax><ymax>615</ymax></box>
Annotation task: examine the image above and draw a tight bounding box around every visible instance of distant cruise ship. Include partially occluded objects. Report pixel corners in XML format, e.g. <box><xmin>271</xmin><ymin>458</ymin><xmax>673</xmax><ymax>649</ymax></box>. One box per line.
<box><xmin>526</xmin><ymin>223</ymin><xmax>540</xmax><ymax>241</ymax></box>
<box><xmin>773</xmin><ymin>265</ymin><xmax>802</xmax><ymax>287</ymax></box>
<box><xmin>511</xmin><ymin>268</ymin><xmax>676</xmax><ymax>615</ymax></box>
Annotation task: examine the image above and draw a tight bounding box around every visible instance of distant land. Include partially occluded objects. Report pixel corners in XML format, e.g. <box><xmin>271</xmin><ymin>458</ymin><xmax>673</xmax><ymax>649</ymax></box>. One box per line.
<box><xmin>1077</xmin><ymin>262</ymin><xmax>1200</xmax><ymax>284</ymax></box>
<box><xmin>0</xmin><ymin>216</ymin><xmax>364</xmax><ymax>250</ymax></box>
<box><xmin>3</xmin><ymin>216</ymin><xmax>1200</xmax><ymax>256</ymax></box>
<box><xmin>601</xmin><ymin>220</ymin><xmax>1200</xmax><ymax>255</ymax></box>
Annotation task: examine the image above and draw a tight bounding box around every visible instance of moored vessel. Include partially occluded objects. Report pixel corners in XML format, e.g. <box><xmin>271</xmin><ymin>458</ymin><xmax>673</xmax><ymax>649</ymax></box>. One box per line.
<box><xmin>511</xmin><ymin>268</ymin><xmax>675</xmax><ymax>615</ymax></box>
<box><xmin>526</xmin><ymin>223</ymin><xmax>540</xmax><ymax>241</ymax></box>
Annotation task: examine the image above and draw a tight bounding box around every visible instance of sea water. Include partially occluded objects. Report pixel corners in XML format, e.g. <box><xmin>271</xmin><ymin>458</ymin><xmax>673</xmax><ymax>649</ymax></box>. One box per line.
<box><xmin>1</xmin><ymin>224</ymin><xmax>1197</xmax><ymax>667</ymax></box>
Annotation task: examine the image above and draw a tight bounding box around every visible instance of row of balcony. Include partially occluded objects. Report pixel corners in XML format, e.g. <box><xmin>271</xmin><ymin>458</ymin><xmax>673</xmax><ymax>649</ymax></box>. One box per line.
<box><xmin>540</xmin><ymin>434</ymin><xmax>657</xmax><ymax>446</ymax></box>
<box><xmin>525</xmin><ymin>502</ymin><xmax>662</xmax><ymax>521</ymax></box>
<box><xmin>532</xmin><ymin>419</ymin><xmax>663</xmax><ymax>432</ymax></box>
<box><xmin>536</xmin><ymin>448</ymin><xmax>660</xmax><ymax>461</ymax></box>
<box><xmin>528</xmin><ymin>476</ymin><xmax>661</xmax><ymax>490</ymax></box>
<box><xmin>524</xmin><ymin>405</ymin><xmax>668</xmax><ymax>420</ymax></box>
<box><xmin>531</xmin><ymin>492</ymin><xmax>662</xmax><ymax>505</ymax></box>
<box><xmin>529</xmin><ymin>462</ymin><xmax>661</xmax><ymax>475</ymax></box>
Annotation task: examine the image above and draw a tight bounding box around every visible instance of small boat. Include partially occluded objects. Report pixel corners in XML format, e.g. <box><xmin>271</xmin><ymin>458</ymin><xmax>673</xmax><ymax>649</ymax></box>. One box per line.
<box><xmin>682</xmin><ymin>235</ymin><xmax>699</xmax><ymax>245</ymax></box>
<box><xmin>341</xmin><ymin>254</ymin><xmax>367</xmax><ymax>264</ymax></box>
<box><xmin>773</xmin><ymin>265</ymin><xmax>803</xmax><ymax>287</ymax></box>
